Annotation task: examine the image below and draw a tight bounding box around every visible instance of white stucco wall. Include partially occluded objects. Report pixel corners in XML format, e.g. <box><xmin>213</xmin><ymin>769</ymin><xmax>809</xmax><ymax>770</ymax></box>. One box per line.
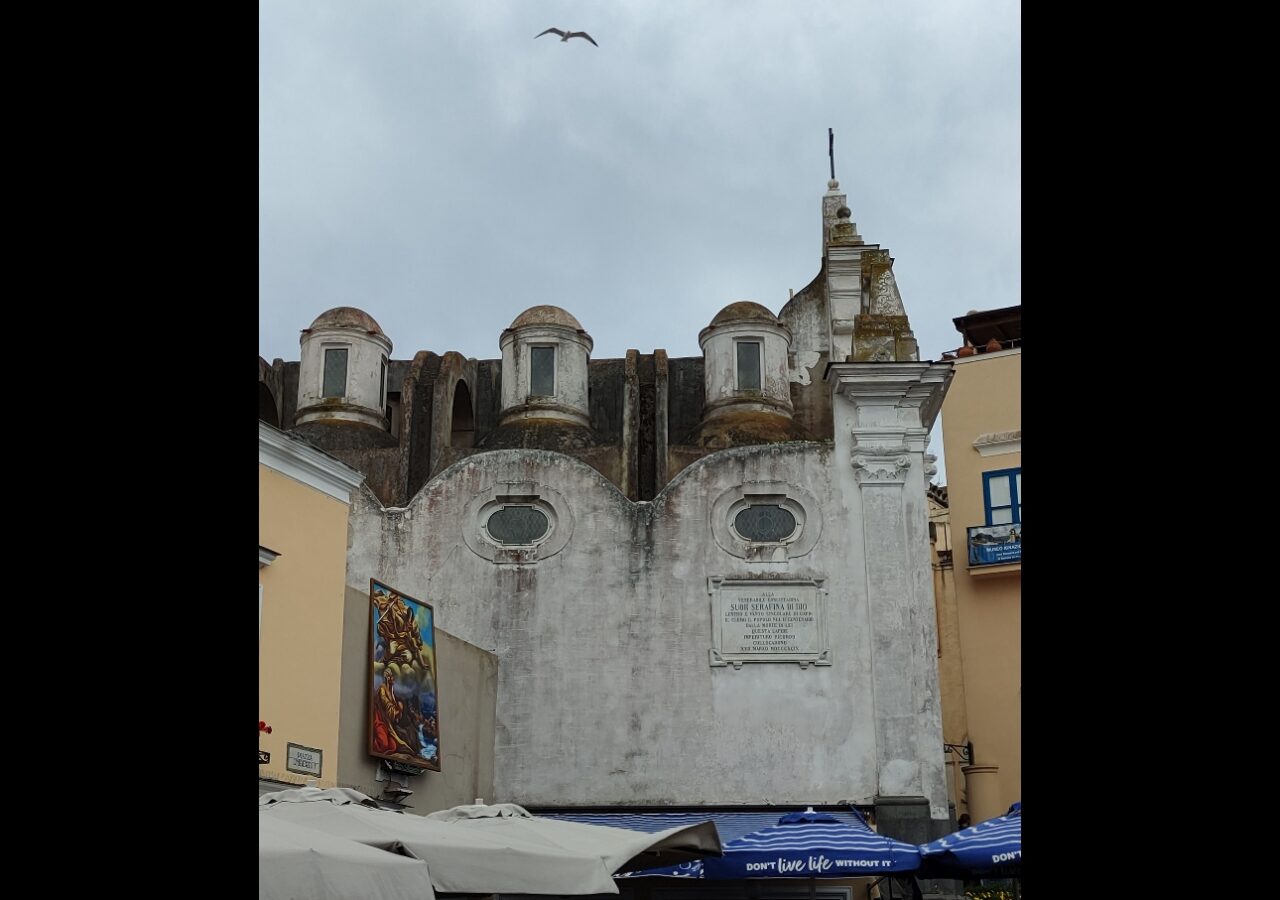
<box><xmin>499</xmin><ymin>324</ymin><xmax>592</xmax><ymax>426</ymax></box>
<box><xmin>297</xmin><ymin>326</ymin><xmax>393</xmax><ymax>427</ymax></box>
<box><xmin>826</xmin><ymin>362</ymin><xmax>953</xmax><ymax>819</ymax></box>
<box><xmin>781</xmin><ymin>286</ymin><xmax>829</xmax><ymax>383</ymax></box>
<box><xmin>346</xmin><ymin>400</ymin><xmax>948</xmax><ymax>816</ymax></box>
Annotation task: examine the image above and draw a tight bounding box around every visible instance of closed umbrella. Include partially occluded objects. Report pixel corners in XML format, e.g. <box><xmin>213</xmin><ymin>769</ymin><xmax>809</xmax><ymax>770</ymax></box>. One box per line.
<box><xmin>919</xmin><ymin>802</ymin><xmax>1021</xmax><ymax>877</ymax></box>
<box><xmin>259</xmin><ymin>812</ymin><xmax>437</xmax><ymax>900</ymax></box>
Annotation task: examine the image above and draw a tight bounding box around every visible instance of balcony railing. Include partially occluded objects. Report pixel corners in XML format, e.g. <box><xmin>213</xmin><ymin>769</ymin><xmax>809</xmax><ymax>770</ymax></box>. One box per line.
<box><xmin>968</xmin><ymin>523</ymin><xmax>1021</xmax><ymax>566</ymax></box>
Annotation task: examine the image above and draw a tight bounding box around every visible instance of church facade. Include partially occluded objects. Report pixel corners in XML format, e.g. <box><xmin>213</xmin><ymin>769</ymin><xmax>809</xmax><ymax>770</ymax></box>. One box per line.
<box><xmin>258</xmin><ymin>179</ymin><xmax>955</xmax><ymax>841</ymax></box>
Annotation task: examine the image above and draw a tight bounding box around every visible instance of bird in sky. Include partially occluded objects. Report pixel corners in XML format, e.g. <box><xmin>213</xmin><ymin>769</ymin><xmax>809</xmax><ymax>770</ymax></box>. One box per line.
<box><xmin>535</xmin><ymin>28</ymin><xmax>598</xmax><ymax>47</ymax></box>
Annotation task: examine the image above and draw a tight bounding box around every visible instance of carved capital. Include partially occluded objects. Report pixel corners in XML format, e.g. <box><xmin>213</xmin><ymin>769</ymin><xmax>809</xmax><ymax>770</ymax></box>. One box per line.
<box><xmin>826</xmin><ymin>361</ymin><xmax>954</xmax><ymax>433</ymax></box>
<box><xmin>852</xmin><ymin>446</ymin><xmax>913</xmax><ymax>484</ymax></box>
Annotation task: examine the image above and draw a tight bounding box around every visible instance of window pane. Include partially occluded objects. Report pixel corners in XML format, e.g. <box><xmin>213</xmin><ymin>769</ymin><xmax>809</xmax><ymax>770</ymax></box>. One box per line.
<box><xmin>990</xmin><ymin>508</ymin><xmax>1014</xmax><ymax>525</ymax></box>
<box><xmin>323</xmin><ymin>348</ymin><xmax>348</xmax><ymax>398</ymax></box>
<box><xmin>380</xmin><ymin>357</ymin><xmax>387</xmax><ymax>408</ymax></box>
<box><xmin>530</xmin><ymin>346</ymin><xmax>555</xmax><ymax>396</ymax></box>
<box><xmin>487</xmin><ymin>506</ymin><xmax>549</xmax><ymax>544</ymax></box>
<box><xmin>1015</xmin><ymin>473</ymin><xmax>1021</xmax><ymax>504</ymax></box>
<box><xmin>988</xmin><ymin>475</ymin><xmax>1012</xmax><ymax>508</ymax></box>
<box><xmin>737</xmin><ymin>342</ymin><xmax>761</xmax><ymax>390</ymax></box>
<box><xmin>735</xmin><ymin>505</ymin><xmax>797</xmax><ymax>542</ymax></box>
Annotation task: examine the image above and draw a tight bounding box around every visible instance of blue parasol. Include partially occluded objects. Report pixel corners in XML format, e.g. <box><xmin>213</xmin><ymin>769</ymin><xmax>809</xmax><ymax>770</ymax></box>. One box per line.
<box><xmin>701</xmin><ymin>808</ymin><xmax>923</xmax><ymax>879</ymax></box>
<box><xmin>919</xmin><ymin>802</ymin><xmax>1021</xmax><ymax>877</ymax></box>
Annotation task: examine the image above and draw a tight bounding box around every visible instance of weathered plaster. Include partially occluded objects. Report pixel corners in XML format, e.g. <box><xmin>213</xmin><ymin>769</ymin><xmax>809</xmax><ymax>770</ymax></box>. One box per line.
<box><xmin>347</xmin><ymin>413</ymin><xmax>949</xmax><ymax>815</ymax></box>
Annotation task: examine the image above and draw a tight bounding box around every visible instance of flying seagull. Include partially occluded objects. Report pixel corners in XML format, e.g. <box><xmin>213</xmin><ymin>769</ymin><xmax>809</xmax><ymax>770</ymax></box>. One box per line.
<box><xmin>535</xmin><ymin>28</ymin><xmax>598</xmax><ymax>47</ymax></box>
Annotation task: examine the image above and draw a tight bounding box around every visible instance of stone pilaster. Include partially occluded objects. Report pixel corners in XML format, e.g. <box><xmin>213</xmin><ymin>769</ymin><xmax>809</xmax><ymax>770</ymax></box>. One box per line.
<box><xmin>828</xmin><ymin>361</ymin><xmax>954</xmax><ymax>820</ymax></box>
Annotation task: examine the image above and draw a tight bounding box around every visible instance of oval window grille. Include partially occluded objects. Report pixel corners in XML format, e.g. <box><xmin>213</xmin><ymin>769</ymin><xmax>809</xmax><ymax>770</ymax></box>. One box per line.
<box><xmin>487</xmin><ymin>505</ymin><xmax>550</xmax><ymax>545</ymax></box>
<box><xmin>734</xmin><ymin>504</ymin><xmax>797</xmax><ymax>543</ymax></box>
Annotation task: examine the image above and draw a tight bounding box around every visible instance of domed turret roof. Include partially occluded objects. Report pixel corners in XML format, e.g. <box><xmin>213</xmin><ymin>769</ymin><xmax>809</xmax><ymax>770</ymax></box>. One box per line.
<box><xmin>509</xmin><ymin>305</ymin><xmax>585</xmax><ymax>331</ymax></box>
<box><xmin>307</xmin><ymin>307</ymin><xmax>387</xmax><ymax>338</ymax></box>
<box><xmin>709</xmin><ymin>301</ymin><xmax>779</xmax><ymax>328</ymax></box>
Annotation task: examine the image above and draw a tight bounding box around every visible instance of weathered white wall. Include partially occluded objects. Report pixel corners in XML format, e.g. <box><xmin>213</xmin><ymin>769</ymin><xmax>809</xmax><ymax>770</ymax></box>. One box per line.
<box><xmin>781</xmin><ymin>282</ymin><xmax>828</xmax><ymax>379</ymax></box>
<box><xmin>827</xmin><ymin>361</ymin><xmax>953</xmax><ymax>819</ymax></box>
<box><xmin>346</xmin><ymin>428</ymin><xmax>947</xmax><ymax>814</ymax></box>
<box><xmin>297</xmin><ymin>325</ymin><xmax>393</xmax><ymax>428</ymax></box>
<box><xmin>699</xmin><ymin>321</ymin><xmax>794</xmax><ymax>418</ymax></box>
<box><xmin>499</xmin><ymin>324</ymin><xmax>592</xmax><ymax>426</ymax></box>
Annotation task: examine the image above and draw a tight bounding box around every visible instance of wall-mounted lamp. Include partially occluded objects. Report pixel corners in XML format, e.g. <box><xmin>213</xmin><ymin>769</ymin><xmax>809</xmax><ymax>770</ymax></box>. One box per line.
<box><xmin>944</xmin><ymin>741</ymin><xmax>974</xmax><ymax>765</ymax></box>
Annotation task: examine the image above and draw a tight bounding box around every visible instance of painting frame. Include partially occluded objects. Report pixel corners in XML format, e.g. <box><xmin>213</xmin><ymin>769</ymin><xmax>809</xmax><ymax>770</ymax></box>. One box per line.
<box><xmin>368</xmin><ymin>579</ymin><xmax>441</xmax><ymax>772</ymax></box>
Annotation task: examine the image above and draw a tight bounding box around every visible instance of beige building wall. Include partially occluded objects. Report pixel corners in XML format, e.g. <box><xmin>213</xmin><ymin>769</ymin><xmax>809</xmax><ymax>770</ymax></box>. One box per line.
<box><xmin>258</xmin><ymin>463</ymin><xmax>353</xmax><ymax>787</ymax></box>
<box><xmin>259</xmin><ymin>422</ymin><xmax>500</xmax><ymax>812</ymax></box>
<box><xmin>929</xmin><ymin>494</ymin><xmax>968</xmax><ymax>819</ymax></box>
<box><xmin>940</xmin><ymin>346</ymin><xmax>1021</xmax><ymax>822</ymax></box>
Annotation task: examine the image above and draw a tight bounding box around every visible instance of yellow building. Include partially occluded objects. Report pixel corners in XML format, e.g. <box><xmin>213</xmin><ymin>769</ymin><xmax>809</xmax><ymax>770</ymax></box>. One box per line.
<box><xmin>927</xmin><ymin>485</ymin><xmax>970</xmax><ymax>822</ymax></box>
<box><xmin>259</xmin><ymin>421</ymin><xmax>367</xmax><ymax>789</ymax></box>
<box><xmin>938</xmin><ymin>305</ymin><xmax>1021</xmax><ymax>823</ymax></box>
<box><xmin>259</xmin><ymin>420</ymin><xmax>499</xmax><ymax>810</ymax></box>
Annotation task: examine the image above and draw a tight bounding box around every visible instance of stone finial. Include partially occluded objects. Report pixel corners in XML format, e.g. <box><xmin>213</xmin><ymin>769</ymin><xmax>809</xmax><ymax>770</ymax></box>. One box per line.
<box><xmin>827</xmin><ymin>179</ymin><xmax>841</xmax><ymax>192</ymax></box>
<box><xmin>830</xmin><ymin>206</ymin><xmax>862</xmax><ymax>245</ymax></box>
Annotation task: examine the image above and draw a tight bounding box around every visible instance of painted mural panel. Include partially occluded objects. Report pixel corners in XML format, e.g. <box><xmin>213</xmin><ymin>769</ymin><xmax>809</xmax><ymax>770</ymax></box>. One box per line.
<box><xmin>369</xmin><ymin>579</ymin><xmax>440</xmax><ymax>771</ymax></box>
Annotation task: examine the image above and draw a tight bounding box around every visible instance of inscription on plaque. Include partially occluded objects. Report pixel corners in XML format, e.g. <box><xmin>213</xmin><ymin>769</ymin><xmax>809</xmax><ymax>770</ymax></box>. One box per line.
<box><xmin>723</xmin><ymin>590</ymin><xmax>816</xmax><ymax>653</ymax></box>
<box><xmin>709</xmin><ymin>577</ymin><xmax>830</xmax><ymax>668</ymax></box>
<box><xmin>286</xmin><ymin>743</ymin><xmax>323</xmax><ymax>777</ymax></box>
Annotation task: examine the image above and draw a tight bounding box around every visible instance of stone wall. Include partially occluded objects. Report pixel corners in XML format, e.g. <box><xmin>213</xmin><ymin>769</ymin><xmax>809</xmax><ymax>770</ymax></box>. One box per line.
<box><xmin>346</xmin><ymin>431</ymin><xmax>948</xmax><ymax>817</ymax></box>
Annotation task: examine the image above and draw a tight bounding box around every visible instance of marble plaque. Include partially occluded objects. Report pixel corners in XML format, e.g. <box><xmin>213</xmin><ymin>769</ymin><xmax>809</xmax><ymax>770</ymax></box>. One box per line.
<box><xmin>708</xmin><ymin>576</ymin><xmax>831</xmax><ymax>668</ymax></box>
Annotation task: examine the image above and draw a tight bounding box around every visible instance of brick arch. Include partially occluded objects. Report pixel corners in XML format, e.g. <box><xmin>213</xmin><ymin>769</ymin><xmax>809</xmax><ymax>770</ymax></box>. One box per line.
<box><xmin>428</xmin><ymin>352</ymin><xmax>477</xmax><ymax>478</ymax></box>
<box><xmin>258</xmin><ymin>357</ymin><xmax>280</xmax><ymax>427</ymax></box>
<box><xmin>450</xmin><ymin>379</ymin><xmax>475</xmax><ymax>448</ymax></box>
<box><xmin>258</xmin><ymin>381</ymin><xmax>280</xmax><ymax>427</ymax></box>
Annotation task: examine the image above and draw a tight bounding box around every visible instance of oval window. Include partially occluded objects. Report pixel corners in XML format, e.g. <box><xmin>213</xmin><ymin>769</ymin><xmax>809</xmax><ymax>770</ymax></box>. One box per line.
<box><xmin>487</xmin><ymin>505</ymin><xmax>550</xmax><ymax>545</ymax></box>
<box><xmin>734</xmin><ymin>504</ymin><xmax>797</xmax><ymax>543</ymax></box>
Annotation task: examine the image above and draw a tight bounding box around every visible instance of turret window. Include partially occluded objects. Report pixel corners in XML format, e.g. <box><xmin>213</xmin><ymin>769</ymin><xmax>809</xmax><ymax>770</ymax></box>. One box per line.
<box><xmin>736</xmin><ymin>341</ymin><xmax>762</xmax><ymax>391</ymax></box>
<box><xmin>530</xmin><ymin>345</ymin><xmax>556</xmax><ymax>397</ymax></box>
<box><xmin>322</xmin><ymin>347</ymin><xmax>348</xmax><ymax>398</ymax></box>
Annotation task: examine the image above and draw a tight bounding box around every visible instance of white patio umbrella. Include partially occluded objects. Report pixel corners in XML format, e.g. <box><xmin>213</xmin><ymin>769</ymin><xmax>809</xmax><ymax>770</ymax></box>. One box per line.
<box><xmin>428</xmin><ymin>802</ymin><xmax>722</xmax><ymax>878</ymax></box>
<box><xmin>259</xmin><ymin>812</ymin><xmax>437</xmax><ymax>900</ymax></box>
<box><xmin>261</xmin><ymin>788</ymin><xmax>719</xmax><ymax>895</ymax></box>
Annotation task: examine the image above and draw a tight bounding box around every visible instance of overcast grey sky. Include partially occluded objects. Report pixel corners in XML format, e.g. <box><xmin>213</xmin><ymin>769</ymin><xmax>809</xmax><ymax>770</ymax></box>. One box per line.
<box><xmin>260</xmin><ymin>0</ymin><xmax>1019</xmax><ymax>480</ymax></box>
